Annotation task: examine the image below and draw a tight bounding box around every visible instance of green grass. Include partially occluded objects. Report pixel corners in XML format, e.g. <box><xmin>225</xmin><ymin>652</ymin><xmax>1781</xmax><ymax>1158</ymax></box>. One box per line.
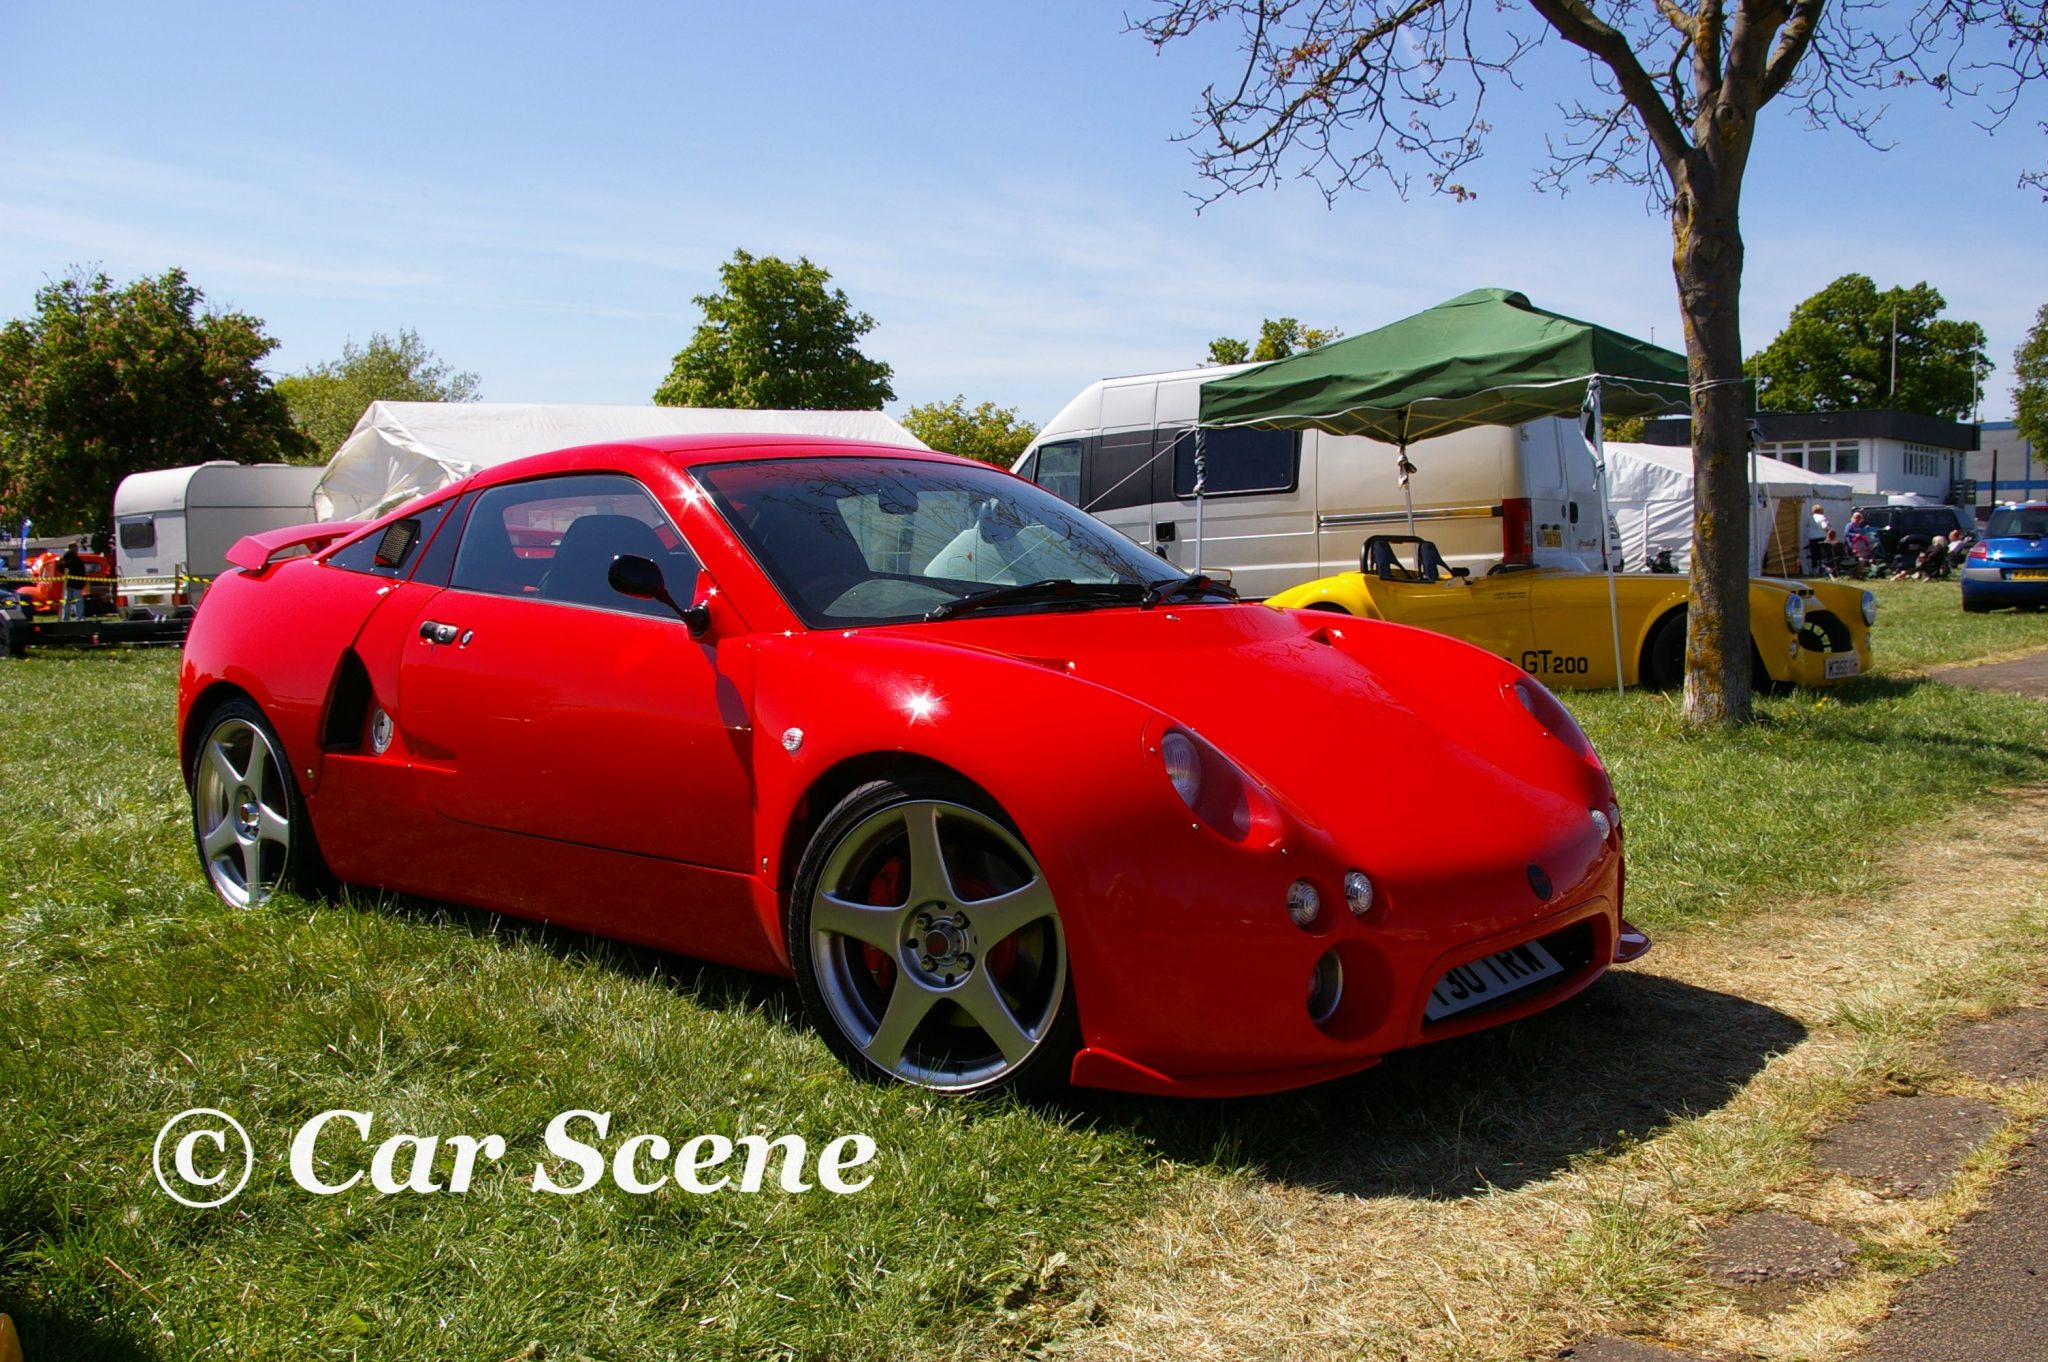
<box><xmin>1861</xmin><ymin>575</ymin><xmax>2048</xmax><ymax>670</ymax></box>
<box><xmin>6</xmin><ymin>617</ymin><xmax>2048</xmax><ymax>1360</ymax></box>
<box><xmin>1574</xmin><ymin>675</ymin><xmax>2048</xmax><ymax>930</ymax></box>
<box><xmin>0</xmin><ymin>652</ymin><xmax>1157</xmax><ymax>1362</ymax></box>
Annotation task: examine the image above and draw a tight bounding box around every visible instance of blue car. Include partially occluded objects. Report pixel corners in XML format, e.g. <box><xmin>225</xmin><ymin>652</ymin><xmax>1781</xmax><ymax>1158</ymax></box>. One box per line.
<box><xmin>1961</xmin><ymin>502</ymin><xmax>2048</xmax><ymax>612</ymax></box>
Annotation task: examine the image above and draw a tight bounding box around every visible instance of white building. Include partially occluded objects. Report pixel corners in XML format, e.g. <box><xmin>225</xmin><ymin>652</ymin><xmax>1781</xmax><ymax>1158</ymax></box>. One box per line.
<box><xmin>1641</xmin><ymin>410</ymin><xmax>1978</xmax><ymax>504</ymax></box>
<box><xmin>1964</xmin><ymin>421</ymin><xmax>2045</xmax><ymax>514</ymax></box>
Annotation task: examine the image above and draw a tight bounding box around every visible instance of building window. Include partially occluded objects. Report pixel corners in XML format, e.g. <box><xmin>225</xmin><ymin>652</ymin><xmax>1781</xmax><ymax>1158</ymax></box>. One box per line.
<box><xmin>1902</xmin><ymin>443</ymin><xmax>1945</xmax><ymax>479</ymax></box>
<box><xmin>1764</xmin><ymin>439</ymin><xmax>1860</xmax><ymax>475</ymax></box>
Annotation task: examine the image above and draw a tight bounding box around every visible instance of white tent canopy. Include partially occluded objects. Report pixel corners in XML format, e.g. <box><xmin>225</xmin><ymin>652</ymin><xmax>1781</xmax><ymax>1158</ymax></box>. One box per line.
<box><xmin>1603</xmin><ymin>442</ymin><xmax>1857</xmax><ymax>575</ymax></box>
<box><xmin>312</xmin><ymin>402</ymin><xmax>927</xmax><ymax>521</ymax></box>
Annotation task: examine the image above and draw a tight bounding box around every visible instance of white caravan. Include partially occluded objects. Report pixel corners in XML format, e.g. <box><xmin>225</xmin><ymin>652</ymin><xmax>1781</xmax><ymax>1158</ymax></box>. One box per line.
<box><xmin>1014</xmin><ymin>364</ymin><xmax>1615</xmax><ymax>599</ymax></box>
<box><xmin>113</xmin><ymin>462</ymin><xmax>326</xmax><ymax>608</ymax></box>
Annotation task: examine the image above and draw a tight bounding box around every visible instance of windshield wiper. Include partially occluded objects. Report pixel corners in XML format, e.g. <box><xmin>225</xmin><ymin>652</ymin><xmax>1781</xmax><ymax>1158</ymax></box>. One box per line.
<box><xmin>1141</xmin><ymin>573</ymin><xmax>1240</xmax><ymax>608</ymax></box>
<box><xmin>925</xmin><ymin>578</ymin><xmax>1149</xmax><ymax>622</ymax></box>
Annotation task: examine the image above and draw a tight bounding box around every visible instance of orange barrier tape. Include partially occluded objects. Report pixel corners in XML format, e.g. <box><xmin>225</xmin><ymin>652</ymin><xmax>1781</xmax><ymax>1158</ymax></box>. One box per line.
<box><xmin>2</xmin><ymin>574</ymin><xmax>211</xmax><ymax>586</ymax></box>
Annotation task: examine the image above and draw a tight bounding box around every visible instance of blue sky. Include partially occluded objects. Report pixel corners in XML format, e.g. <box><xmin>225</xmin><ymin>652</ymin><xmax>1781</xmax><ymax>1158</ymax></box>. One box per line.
<box><xmin>3</xmin><ymin>1</ymin><xmax>2042</xmax><ymax>424</ymax></box>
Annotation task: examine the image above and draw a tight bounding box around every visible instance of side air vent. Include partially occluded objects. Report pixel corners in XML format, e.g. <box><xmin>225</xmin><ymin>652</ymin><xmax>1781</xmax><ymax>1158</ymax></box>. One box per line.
<box><xmin>320</xmin><ymin>650</ymin><xmax>376</xmax><ymax>752</ymax></box>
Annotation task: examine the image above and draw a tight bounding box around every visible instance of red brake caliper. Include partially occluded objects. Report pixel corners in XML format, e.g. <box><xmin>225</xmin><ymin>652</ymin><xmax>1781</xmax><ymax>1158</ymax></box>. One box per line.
<box><xmin>860</xmin><ymin>857</ymin><xmax>903</xmax><ymax>991</ymax></box>
<box><xmin>861</xmin><ymin>861</ymin><xmax>1021</xmax><ymax>987</ymax></box>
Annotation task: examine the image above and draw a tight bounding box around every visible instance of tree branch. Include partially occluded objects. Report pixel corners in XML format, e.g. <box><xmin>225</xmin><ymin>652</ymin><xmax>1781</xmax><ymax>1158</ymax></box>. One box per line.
<box><xmin>1758</xmin><ymin>1</ymin><xmax>1821</xmax><ymax>103</ymax></box>
<box><xmin>1524</xmin><ymin>0</ymin><xmax>1697</xmax><ymax>175</ymax></box>
<box><xmin>1695</xmin><ymin>0</ymin><xmax>1727</xmax><ymax>106</ymax></box>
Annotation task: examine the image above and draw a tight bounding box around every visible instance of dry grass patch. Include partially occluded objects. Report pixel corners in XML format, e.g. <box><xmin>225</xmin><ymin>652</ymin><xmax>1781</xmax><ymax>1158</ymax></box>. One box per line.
<box><xmin>1051</xmin><ymin>793</ymin><xmax>2048</xmax><ymax>1362</ymax></box>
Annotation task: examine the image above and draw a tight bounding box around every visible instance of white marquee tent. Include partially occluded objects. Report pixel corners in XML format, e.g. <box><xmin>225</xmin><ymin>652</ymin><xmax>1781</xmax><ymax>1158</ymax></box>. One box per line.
<box><xmin>312</xmin><ymin>402</ymin><xmax>927</xmax><ymax>521</ymax></box>
<box><xmin>1604</xmin><ymin>441</ymin><xmax>1857</xmax><ymax>576</ymax></box>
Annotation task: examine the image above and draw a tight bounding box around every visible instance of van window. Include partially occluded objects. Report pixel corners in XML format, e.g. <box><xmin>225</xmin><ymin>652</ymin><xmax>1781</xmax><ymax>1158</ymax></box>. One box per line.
<box><xmin>1172</xmin><ymin>428</ymin><xmax>1298</xmax><ymax>497</ymax></box>
<box><xmin>1085</xmin><ymin>435</ymin><xmax>1156</xmax><ymax>512</ymax></box>
<box><xmin>118</xmin><ymin>519</ymin><xmax>156</xmax><ymax>551</ymax></box>
<box><xmin>1032</xmin><ymin>440</ymin><xmax>1082</xmax><ymax>505</ymax></box>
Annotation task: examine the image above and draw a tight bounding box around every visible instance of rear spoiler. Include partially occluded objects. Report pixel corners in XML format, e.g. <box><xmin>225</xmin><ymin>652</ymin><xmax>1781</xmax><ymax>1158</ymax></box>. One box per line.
<box><xmin>225</xmin><ymin>522</ymin><xmax>365</xmax><ymax>571</ymax></box>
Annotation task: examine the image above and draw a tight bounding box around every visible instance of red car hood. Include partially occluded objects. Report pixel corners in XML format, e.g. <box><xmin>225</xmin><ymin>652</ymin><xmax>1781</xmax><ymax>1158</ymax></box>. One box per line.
<box><xmin>874</xmin><ymin>602</ymin><xmax>1608</xmax><ymax>889</ymax></box>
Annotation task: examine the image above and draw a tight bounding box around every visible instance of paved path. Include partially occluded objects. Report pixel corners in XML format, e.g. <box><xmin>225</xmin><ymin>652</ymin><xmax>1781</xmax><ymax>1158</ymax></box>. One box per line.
<box><xmin>1855</xmin><ymin>1124</ymin><xmax>2048</xmax><ymax>1362</ymax></box>
<box><xmin>1929</xmin><ymin>649</ymin><xmax>2048</xmax><ymax>698</ymax></box>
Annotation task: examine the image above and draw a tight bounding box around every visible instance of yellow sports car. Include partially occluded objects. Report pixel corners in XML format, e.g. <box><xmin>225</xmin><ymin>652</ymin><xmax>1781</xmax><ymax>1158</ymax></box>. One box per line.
<box><xmin>1266</xmin><ymin>536</ymin><xmax>1874</xmax><ymax>690</ymax></box>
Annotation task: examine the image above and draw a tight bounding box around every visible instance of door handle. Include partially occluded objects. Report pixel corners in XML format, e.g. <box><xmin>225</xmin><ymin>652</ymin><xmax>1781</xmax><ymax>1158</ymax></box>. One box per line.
<box><xmin>419</xmin><ymin>620</ymin><xmax>461</xmax><ymax>645</ymax></box>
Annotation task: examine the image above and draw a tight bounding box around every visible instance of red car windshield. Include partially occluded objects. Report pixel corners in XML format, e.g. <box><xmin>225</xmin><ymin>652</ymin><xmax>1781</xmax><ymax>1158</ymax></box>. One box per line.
<box><xmin>694</xmin><ymin>457</ymin><xmax>1178</xmax><ymax>627</ymax></box>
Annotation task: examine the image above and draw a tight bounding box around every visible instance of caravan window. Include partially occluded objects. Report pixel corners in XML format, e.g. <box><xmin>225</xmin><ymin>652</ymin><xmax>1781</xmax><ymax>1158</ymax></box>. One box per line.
<box><xmin>1032</xmin><ymin>441</ymin><xmax>1083</xmax><ymax>505</ymax></box>
<box><xmin>1172</xmin><ymin>427</ymin><xmax>1298</xmax><ymax>498</ymax></box>
<box><xmin>118</xmin><ymin>519</ymin><xmax>156</xmax><ymax>551</ymax></box>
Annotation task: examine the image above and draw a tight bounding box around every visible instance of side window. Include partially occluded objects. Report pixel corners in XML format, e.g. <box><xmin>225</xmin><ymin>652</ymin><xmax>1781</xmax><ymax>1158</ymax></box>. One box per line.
<box><xmin>1083</xmin><ymin>434</ymin><xmax>1154</xmax><ymax>512</ymax></box>
<box><xmin>450</xmin><ymin>473</ymin><xmax>699</xmax><ymax>618</ymax></box>
<box><xmin>326</xmin><ymin>499</ymin><xmax>453</xmax><ymax>579</ymax></box>
<box><xmin>1032</xmin><ymin>441</ymin><xmax>1082</xmax><ymax>505</ymax></box>
<box><xmin>1173</xmin><ymin>427</ymin><xmax>1299</xmax><ymax>497</ymax></box>
<box><xmin>118</xmin><ymin>518</ymin><xmax>156</xmax><ymax>551</ymax></box>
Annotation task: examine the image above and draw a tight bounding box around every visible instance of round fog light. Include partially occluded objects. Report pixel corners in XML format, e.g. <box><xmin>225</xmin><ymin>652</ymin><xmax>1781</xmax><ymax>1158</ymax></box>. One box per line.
<box><xmin>1286</xmin><ymin>878</ymin><xmax>1321</xmax><ymax>927</ymax></box>
<box><xmin>1589</xmin><ymin>807</ymin><xmax>1612</xmax><ymax>840</ymax></box>
<box><xmin>1307</xmin><ymin>949</ymin><xmax>1344</xmax><ymax>1025</ymax></box>
<box><xmin>1343</xmin><ymin>870</ymin><xmax>1375</xmax><ymax>917</ymax></box>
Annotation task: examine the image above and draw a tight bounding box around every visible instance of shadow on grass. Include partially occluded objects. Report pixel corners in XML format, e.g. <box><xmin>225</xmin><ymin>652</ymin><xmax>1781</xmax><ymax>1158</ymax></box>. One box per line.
<box><xmin>1069</xmin><ymin>969</ymin><xmax>1805</xmax><ymax>1201</ymax></box>
<box><xmin>0</xmin><ymin>1303</ymin><xmax>162</xmax><ymax>1362</ymax></box>
<box><xmin>331</xmin><ymin>883</ymin><xmax>802</xmax><ymax>1023</ymax></box>
<box><xmin>328</xmin><ymin>884</ymin><xmax>1802</xmax><ymax>1202</ymax></box>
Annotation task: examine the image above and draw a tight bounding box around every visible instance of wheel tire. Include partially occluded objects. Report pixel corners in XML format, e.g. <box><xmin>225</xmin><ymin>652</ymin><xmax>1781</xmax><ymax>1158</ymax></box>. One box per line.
<box><xmin>1962</xmin><ymin>597</ymin><xmax>1991</xmax><ymax>614</ymax></box>
<box><xmin>789</xmin><ymin>777</ymin><xmax>1079</xmax><ymax>1096</ymax></box>
<box><xmin>190</xmin><ymin>698</ymin><xmax>332</xmax><ymax>907</ymax></box>
<box><xmin>1643</xmin><ymin>610</ymin><xmax>1687</xmax><ymax>690</ymax></box>
<box><xmin>1303</xmin><ymin>601</ymin><xmax>1354</xmax><ymax>615</ymax></box>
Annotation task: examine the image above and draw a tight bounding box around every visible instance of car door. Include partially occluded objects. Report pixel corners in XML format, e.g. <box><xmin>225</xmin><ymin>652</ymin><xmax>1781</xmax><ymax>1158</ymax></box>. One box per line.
<box><xmin>1360</xmin><ymin>544</ymin><xmax>1535</xmax><ymax>660</ymax></box>
<box><xmin>396</xmin><ymin>472</ymin><xmax>754</xmax><ymax>872</ymax></box>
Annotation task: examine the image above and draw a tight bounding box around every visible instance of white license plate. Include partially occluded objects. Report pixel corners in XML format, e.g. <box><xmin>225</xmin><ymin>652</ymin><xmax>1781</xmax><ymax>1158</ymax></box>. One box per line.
<box><xmin>1825</xmin><ymin>654</ymin><xmax>1861</xmax><ymax>679</ymax></box>
<box><xmin>1425</xmin><ymin>939</ymin><xmax>1566</xmax><ymax>1021</ymax></box>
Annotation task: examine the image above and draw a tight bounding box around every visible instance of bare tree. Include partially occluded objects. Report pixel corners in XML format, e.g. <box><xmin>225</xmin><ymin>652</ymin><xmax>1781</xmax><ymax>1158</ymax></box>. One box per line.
<box><xmin>1137</xmin><ymin>0</ymin><xmax>2044</xmax><ymax>725</ymax></box>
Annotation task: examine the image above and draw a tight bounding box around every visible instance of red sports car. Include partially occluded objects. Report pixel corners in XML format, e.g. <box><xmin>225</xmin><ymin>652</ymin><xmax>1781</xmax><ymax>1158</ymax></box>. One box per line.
<box><xmin>180</xmin><ymin>436</ymin><xmax>1644</xmax><ymax>1098</ymax></box>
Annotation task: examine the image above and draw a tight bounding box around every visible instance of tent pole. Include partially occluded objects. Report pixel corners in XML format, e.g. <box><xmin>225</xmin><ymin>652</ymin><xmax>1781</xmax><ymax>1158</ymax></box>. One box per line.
<box><xmin>1585</xmin><ymin>378</ymin><xmax>1625</xmax><ymax>699</ymax></box>
<box><xmin>1398</xmin><ymin>408</ymin><xmax>1417</xmax><ymax>535</ymax></box>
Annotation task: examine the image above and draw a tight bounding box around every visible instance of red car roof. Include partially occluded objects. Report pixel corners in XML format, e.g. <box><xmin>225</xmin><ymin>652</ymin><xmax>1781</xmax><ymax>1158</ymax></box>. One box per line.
<box><xmin>462</xmin><ymin>434</ymin><xmax>972</xmax><ymax>492</ymax></box>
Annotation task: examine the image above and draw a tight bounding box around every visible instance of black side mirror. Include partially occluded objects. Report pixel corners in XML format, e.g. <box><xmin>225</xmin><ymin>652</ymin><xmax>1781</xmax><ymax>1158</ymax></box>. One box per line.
<box><xmin>609</xmin><ymin>554</ymin><xmax>710</xmax><ymax>637</ymax></box>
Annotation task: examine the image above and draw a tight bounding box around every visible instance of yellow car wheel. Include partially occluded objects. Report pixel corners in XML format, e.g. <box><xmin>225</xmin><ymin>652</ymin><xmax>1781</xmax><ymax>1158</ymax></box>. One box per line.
<box><xmin>1644</xmin><ymin>609</ymin><xmax>1686</xmax><ymax>690</ymax></box>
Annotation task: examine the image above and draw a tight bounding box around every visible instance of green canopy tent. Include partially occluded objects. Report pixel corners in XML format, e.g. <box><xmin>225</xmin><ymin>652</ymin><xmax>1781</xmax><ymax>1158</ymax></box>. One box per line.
<box><xmin>1196</xmin><ymin>288</ymin><xmax>1697</xmax><ymax>695</ymax></box>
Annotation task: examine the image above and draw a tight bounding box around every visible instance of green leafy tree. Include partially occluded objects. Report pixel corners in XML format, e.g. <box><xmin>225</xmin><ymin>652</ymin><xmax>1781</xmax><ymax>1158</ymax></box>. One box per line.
<box><xmin>1205</xmin><ymin>336</ymin><xmax>1251</xmax><ymax>365</ymax></box>
<box><xmin>654</xmin><ymin>250</ymin><xmax>894</xmax><ymax>410</ymax></box>
<box><xmin>0</xmin><ymin>267</ymin><xmax>309</xmax><ymax>536</ymax></box>
<box><xmin>1206</xmin><ymin>318</ymin><xmax>1342</xmax><ymax>366</ymax></box>
<box><xmin>1137</xmin><ymin>1</ymin><xmax>2044</xmax><ymax>727</ymax></box>
<box><xmin>2016</xmin><ymin>304</ymin><xmax>2048</xmax><ymax>468</ymax></box>
<box><xmin>277</xmin><ymin>329</ymin><xmax>481</xmax><ymax>461</ymax></box>
<box><xmin>1746</xmin><ymin>275</ymin><xmax>1991</xmax><ymax>420</ymax></box>
<box><xmin>902</xmin><ymin>396</ymin><xmax>1040</xmax><ymax>465</ymax></box>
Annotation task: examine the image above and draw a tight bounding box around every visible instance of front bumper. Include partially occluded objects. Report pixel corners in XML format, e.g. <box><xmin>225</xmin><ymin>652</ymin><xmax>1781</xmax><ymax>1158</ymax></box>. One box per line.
<box><xmin>1766</xmin><ymin>605</ymin><xmax>1871</xmax><ymax>687</ymax></box>
<box><xmin>1061</xmin><ymin>814</ymin><xmax>1637</xmax><ymax>1097</ymax></box>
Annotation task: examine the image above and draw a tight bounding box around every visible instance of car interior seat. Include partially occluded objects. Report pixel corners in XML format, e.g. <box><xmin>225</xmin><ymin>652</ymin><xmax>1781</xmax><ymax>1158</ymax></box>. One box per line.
<box><xmin>542</xmin><ymin>514</ymin><xmax>671</xmax><ymax>611</ymax></box>
<box><xmin>745</xmin><ymin>498</ymin><xmax>873</xmax><ymax>614</ymax></box>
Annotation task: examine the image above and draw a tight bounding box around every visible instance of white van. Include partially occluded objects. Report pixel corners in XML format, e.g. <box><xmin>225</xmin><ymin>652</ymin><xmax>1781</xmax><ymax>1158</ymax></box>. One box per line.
<box><xmin>1014</xmin><ymin>364</ymin><xmax>1616</xmax><ymax>599</ymax></box>
<box><xmin>113</xmin><ymin>462</ymin><xmax>326</xmax><ymax>608</ymax></box>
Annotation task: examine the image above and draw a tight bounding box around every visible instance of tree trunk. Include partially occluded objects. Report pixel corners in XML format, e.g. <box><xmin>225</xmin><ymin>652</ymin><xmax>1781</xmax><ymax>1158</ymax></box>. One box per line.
<box><xmin>1672</xmin><ymin>167</ymin><xmax>1753</xmax><ymax>727</ymax></box>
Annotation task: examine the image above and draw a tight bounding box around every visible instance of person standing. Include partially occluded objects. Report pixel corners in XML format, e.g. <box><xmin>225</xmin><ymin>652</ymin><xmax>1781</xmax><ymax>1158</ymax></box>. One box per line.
<box><xmin>57</xmin><ymin>542</ymin><xmax>85</xmax><ymax>620</ymax></box>
<box><xmin>1806</xmin><ymin>503</ymin><xmax>1832</xmax><ymax>573</ymax></box>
